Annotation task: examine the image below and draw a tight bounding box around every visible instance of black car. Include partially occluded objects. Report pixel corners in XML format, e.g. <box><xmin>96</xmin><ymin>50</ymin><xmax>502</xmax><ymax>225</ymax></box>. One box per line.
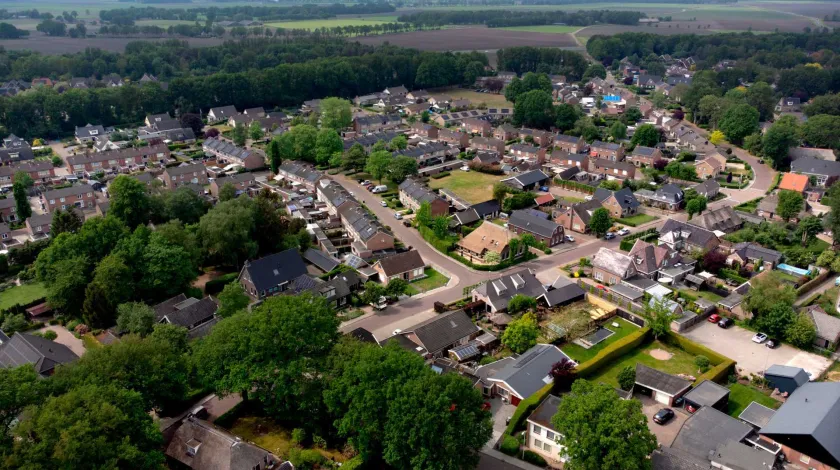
<box><xmin>653</xmin><ymin>408</ymin><xmax>674</xmax><ymax>425</ymax></box>
<box><xmin>718</xmin><ymin>318</ymin><xmax>734</xmax><ymax>328</ymax></box>
<box><xmin>765</xmin><ymin>338</ymin><xmax>779</xmax><ymax>349</ymax></box>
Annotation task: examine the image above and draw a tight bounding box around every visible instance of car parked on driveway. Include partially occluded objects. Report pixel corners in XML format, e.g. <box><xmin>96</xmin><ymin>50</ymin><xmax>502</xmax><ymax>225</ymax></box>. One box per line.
<box><xmin>565</xmin><ymin>235</ymin><xmax>575</xmax><ymax>242</ymax></box>
<box><xmin>380</xmin><ymin>201</ymin><xmax>388</xmax><ymax>207</ymax></box>
<box><xmin>604</xmin><ymin>232</ymin><xmax>616</xmax><ymax>240</ymax></box>
<box><xmin>653</xmin><ymin>408</ymin><xmax>675</xmax><ymax>425</ymax></box>
<box><xmin>752</xmin><ymin>333</ymin><xmax>768</xmax><ymax>344</ymax></box>
<box><xmin>766</xmin><ymin>338</ymin><xmax>779</xmax><ymax>349</ymax></box>
<box><xmin>617</xmin><ymin>228</ymin><xmax>630</xmax><ymax>236</ymax></box>
<box><xmin>708</xmin><ymin>314</ymin><xmax>721</xmax><ymax>324</ymax></box>
<box><xmin>717</xmin><ymin>318</ymin><xmax>734</xmax><ymax>328</ymax></box>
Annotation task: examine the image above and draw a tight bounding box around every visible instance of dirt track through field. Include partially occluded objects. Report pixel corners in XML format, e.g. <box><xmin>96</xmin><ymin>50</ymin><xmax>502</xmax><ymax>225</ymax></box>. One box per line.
<box><xmin>354</xmin><ymin>26</ymin><xmax>579</xmax><ymax>51</ymax></box>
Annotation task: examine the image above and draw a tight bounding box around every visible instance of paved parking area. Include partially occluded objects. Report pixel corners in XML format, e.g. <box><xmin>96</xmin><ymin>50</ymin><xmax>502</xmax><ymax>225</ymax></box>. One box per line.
<box><xmin>638</xmin><ymin>395</ymin><xmax>688</xmax><ymax>447</ymax></box>
<box><xmin>486</xmin><ymin>396</ymin><xmax>517</xmax><ymax>450</ymax></box>
<box><xmin>682</xmin><ymin>321</ymin><xmax>832</xmax><ymax>378</ymax></box>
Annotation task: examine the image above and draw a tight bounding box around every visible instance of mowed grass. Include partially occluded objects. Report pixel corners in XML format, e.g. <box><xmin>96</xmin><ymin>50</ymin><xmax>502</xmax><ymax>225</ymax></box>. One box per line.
<box><xmin>560</xmin><ymin>317</ymin><xmax>641</xmax><ymax>363</ymax></box>
<box><xmin>727</xmin><ymin>383</ymin><xmax>780</xmax><ymax>418</ymax></box>
<box><xmin>427</xmin><ymin>171</ymin><xmax>503</xmax><ymax>204</ymax></box>
<box><xmin>616</xmin><ymin>213</ymin><xmax>658</xmax><ymax>227</ymax></box>
<box><xmin>406</xmin><ymin>268</ymin><xmax>449</xmax><ymax>295</ymax></box>
<box><xmin>267</xmin><ymin>17</ymin><xmax>399</xmax><ymax>30</ymax></box>
<box><xmin>437</xmin><ymin>87</ymin><xmax>514</xmax><ymax>108</ymax></box>
<box><xmin>0</xmin><ymin>283</ymin><xmax>48</xmax><ymax>310</ymax></box>
<box><xmin>500</xmin><ymin>25</ymin><xmax>581</xmax><ymax>33</ymax></box>
<box><xmin>585</xmin><ymin>339</ymin><xmax>699</xmax><ymax>387</ymax></box>
<box><xmin>135</xmin><ymin>19</ymin><xmax>201</xmax><ymax>27</ymax></box>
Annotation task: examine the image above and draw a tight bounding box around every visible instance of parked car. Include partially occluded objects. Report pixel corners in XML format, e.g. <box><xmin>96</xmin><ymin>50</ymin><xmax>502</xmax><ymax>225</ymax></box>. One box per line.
<box><xmin>402</xmin><ymin>220</ymin><xmax>411</xmax><ymax>227</ymax></box>
<box><xmin>584</xmin><ymin>195</ymin><xmax>594</xmax><ymax>201</ymax></box>
<box><xmin>394</xmin><ymin>212</ymin><xmax>403</xmax><ymax>220</ymax></box>
<box><xmin>372</xmin><ymin>185</ymin><xmax>388</xmax><ymax>193</ymax></box>
<box><xmin>708</xmin><ymin>314</ymin><xmax>721</xmax><ymax>324</ymax></box>
<box><xmin>617</xmin><ymin>228</ymin><xmax>630</xmax><ymax>236</ymax></box>
<box><xmin>765</xmin><ymin>338</ymin><xmax>779</xmax><ymax>349</ymax></box>
<box><xmin>380</xmin><ymin>201</ymin><xmax>388</xmax><ymax>207</ymax></box>
<box><xmin>604</xmin><ymin>232</ymin><xmax>616</xmax><ymax>240</ymax></box>
<box><xmin>717</xmin><ymin>318</ymin><xmax>734</xmax><ymax>328</ymax></box>
<box><xmin>565</xmin><ymin>235</ymin><xmax>575</xmax><ymax>242</ymax></box>
<box><xmin>653</xmin><ymin>408</ymin><xmax>675</xmax><ymax>425</ymax></box>
<box><xmin>539</xmin><ymin>186</ymin><xmax>549</xmax><ymax>192</ymax></box>
<box><xmin>752</xmin><ymin>333</ymin><xmax>768</xmax><ymax>344</ymax></box>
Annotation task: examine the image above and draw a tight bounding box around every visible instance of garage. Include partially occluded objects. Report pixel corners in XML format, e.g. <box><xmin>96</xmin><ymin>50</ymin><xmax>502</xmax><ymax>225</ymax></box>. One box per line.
<box><xmin>634</xmin><ymin>364</ymin><xmax>692</xmax><ymax>406</ymax></box>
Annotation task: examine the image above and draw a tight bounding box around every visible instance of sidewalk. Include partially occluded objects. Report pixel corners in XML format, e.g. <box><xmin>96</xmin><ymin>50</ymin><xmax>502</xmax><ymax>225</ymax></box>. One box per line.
<box><xmin>479</xmin><ymin>449</ymin><xmax>546</xmax><ymax>470</ymax></box>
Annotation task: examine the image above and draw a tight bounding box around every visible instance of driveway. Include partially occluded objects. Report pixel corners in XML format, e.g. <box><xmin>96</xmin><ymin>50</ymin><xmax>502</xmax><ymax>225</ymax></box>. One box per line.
<box><xmin>682</xmin><ymin>321</ymin><xmax>832</xmax><ymax>378</ymax></box>
<box><xmin>638</xmin><ymin>395</ymin><xmax>688</xmax><ymax>447</ymax></box>
<box><xmin>35</xmin><ymin>325</ymin><xmax>86</xmax><ymax>357</ymax></box>
<box><xmin>486</xmin><ymin>396</ymin><xmax>517</xmax><ymax>450</ymax></box>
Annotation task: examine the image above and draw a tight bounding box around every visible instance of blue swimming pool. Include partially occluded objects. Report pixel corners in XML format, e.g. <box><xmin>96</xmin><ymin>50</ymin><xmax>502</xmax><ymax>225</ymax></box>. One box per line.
<box><xmin>777</xmin><ymin>263</ymin><xmax>811</xmax><ymax>277</ymax></box>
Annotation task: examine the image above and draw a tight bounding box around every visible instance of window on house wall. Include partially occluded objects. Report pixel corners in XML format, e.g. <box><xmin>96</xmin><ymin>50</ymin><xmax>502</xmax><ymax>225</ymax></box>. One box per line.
<box><xmin>532</xmin><ymin>424</ymin><xmax>542</xmax><ymax>435</ymax></box>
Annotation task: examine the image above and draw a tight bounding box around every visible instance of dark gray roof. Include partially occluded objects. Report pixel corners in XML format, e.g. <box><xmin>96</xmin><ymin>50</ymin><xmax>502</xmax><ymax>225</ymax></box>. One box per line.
<box><xmin>241</xmin><ymin>249</ymin><xmax>308</xmax><ymax>293</ymax></box>
<box><xmin>632</xmin><ymin>145</ymin><xmax>657</xmax><ymax>156</ymax></box>
<box><xmin>673</xmin><ymin>406</ymin><xmax>753</xmax><ymax>461</ymax></box>
<box><xmin>0</xmin><ymin>332</ymin><xmax>79</xmax><ymax>375</ymax></box>
<box><xmin>527</xmin><ymin>394</ymin><xmax>562</xmax><ymax>429</ymax></box>
<box><xmin>538</xmin><ymin>276</ymin><xmax>585</xmax><ymax>307</ymax></box>
<box><xmin>692</xmin><ymin>179</ymin><xmax>720</xmax><ymax>196</ymax></box>
<box><xmin>472</xmin><ymin>200</ymin><xmax>500</xmax><ymax>218</ymax></box>
<box><xmin>732</xmin><ymin>242</ymin><xmax>782</xmax><ymax>263</ymax></box>
<box><xmin>156</xmin><ymin>296</ymin><xmax>218</xmax><ymax>335</ymax></box>
<box><xmin>75</xmin><ymin>124</ymin><xmax>105</xmax><ymax>138</ymax></box>
<box><xmin>502</xmin><ymin>170</ymin><xmax>550</xmax><ymax>188</ymax></box>
<box><xmin>595</xmin><ymin>187</ymin><xmax>640</xmax><ymax>210</ymax></box>
<box><xmin>791</xmin><ymin>157</ymin><xmax>840</xmax><ymax>177</ymax></box>
<box><xmin>718</xmin><ymin>292</ymin><xmax>743</xmax><ymax>309</ymax></box>
<box><xmin>209</xmin><ymin>105</ymin><xmax>238</xmax><ymax>119</ymax></box>
<box><xmin>765</xmin><ymin>364</ymin><xmax>810</xmax><ymax>381</ymax></box>
<box><xmin>651</xmin><ymin>446</ymin><xmax>710</xmax><ymax>470</ymax></box>
<box><xmin>399</xmin><ymin>178</ymin><xmax>444</xmax><ymax>205</ymax></box>
<box><xmin>0</xmin><ymin>146</ymin><xmax>35</xmax><ymax>164</ymax></box>
<box><xmin>591</xmin><ymin>140</ymin><xmax>621</xmax><ymax>151</ymax></box>
<box><xmin>349</xmin><ymin>327</ymin><xmax>377</xmax><ymax>344</ymax></box>
<box><xmin>554</xmin><ymin>134</ymin><xmax>581</xmax><ymax>145</ymax></box>
<box><xmin>711</xmin><ymin>440</ymin><xmax>776</xmax><ymax>470</ymax></box>
<box><xmin>490</xmin><ymin>344</ymin><xmax>571</xmax><ymax>399</ymax></box>
<box><xmin>407</xmin><ymin>309</ymin><xmax>479</xmax><ymax>354</ymax></box>
<box><xmin>454</xmin><ymin>208</ymin><xmax>480</xmax><ymax>226</ymax></box>
<box><xmin>303</xmin><ymin>248</ymin><xmax>340</xmax><ymax>272</ymax></box>
<box><xmin>655</xmin><ymin>184</ymin><xmax>685</xmax><ymax>204</ymax></box>
<box><xmin>203</xmin><ymin>138</ymin><xmax>264</xmax><ymax>164</ymax></box>
<box><xmin>0</xmin><ymin>330</ymin><xmax>8</xmax><ymax>344</ymax></box>
<box><xmin>760</xmin><ymin>382</ymin><xmax>840</xmax><ymax>468</ymax></box>
<box><xmin>473</xmin><ymin>269</ymin><xmax>547</xmax><ymax>312</ymax></box>
<box><xmin>635</xmin><ymin>363</ymin><xmax>692</xmax><ymax>396</ymax></box>
<box><xmin>509</xmin><ymin>210</ymin><xmax>560</xmax><ymax>238</ymax></box>
<box><xmin>166</xmin><ymin>416</ymin><xmax>285</xmax><ymax>470</ymax></box>
<box><xmin>165</xmin><ymin>164</ymin><xmax>206</xmax><ymax>177</ymax></box>
<box><xmin>738</xmin><ymin>401</ymin><xmax>776</xmax><ymax>429</ymax></box>
<box><xmin>44</xmin><ymin>184</ymin><xmax>94</xmax><ymax>201</ymax></box>
<box><xmin>684</xmin><ymin>380</ymin><xmax>730</xmax><ymax>407</ymax></box>
<box><xmin>375</xmin><ymin>250</ymin><xmax>425</xmax><ymax>277</ymax></box>
<box><xmin>660</xmin><ymin>219</ymin><xmax>718</xmax><ymax>248</ymax></box>
<box><xmin>690</xmin><ymin>206</ymin><xmax>743</xmax><ymax>233</ymax></box>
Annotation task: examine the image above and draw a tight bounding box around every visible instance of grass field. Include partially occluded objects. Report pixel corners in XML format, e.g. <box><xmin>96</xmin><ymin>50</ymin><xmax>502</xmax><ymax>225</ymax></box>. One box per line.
<box><xmin>560</xmin><ymin>317</ymin><xmax>640</xmax><ymax>364</ymax></box>
<box><xmin>678</xmin><ymin>288</ymin><xmax>724</xmax><ymax>303</ymax></box>
<box><xmin>266</xmin><ymin>17</ymin><xmax>399</xmax><ymax>30</ymax></box>
<box><xmin>500</xmin><ymin>25</ymin><xmax>581</xmax><ymax>34</ymax></box>
<box><xmin>436</xmin><ymin>87</ymin><xmax>514</xmax><ymax>108</ymax></box>
<box><xmin>135</xmin><ymin>19</ymin><xmax>201</xmax><ymax>27</ymax></box>
<box><xmin>727</xmin><ymin>383</ymin><xmax>780</xmax><ymax>418</ymax></box>
<box><xmin>585</xmin><ymin>339</ymin><xmax>700</xmax><ymax>387</ymax></box>
<box><xmin>616</xmin><ymin>214</ymin><xmax>658</xmax><ymax>227</ymax></box>
<box><xmin>428</xmin><ymin>171</ymin><xmax>503</xmax><ymax>204</ymax></box>
<box><xmin>0</xmin><ymin>283</ymin><xmax>48</xmax><ymax>310</ymax></box>
<box><xmin>406</xmin><ymin>268</ymin><xmax>450</xmax><ymax>295</ymax></box>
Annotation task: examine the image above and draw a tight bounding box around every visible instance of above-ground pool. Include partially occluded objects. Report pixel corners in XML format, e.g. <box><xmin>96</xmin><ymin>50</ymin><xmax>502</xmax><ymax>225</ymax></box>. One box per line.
<box><xmin>777</xmin><ymin>263</ymin><xmax>811</xmax><ymax>277</ymax></box>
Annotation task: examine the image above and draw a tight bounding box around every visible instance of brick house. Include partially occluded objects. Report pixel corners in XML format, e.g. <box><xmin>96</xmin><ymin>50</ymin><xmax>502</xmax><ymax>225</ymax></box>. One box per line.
<box><xmin>209</xmin><ymin>172</ymin><xmax>257</xmax><ymax>197</ymax></box>
<box><xmin>372</xmin><ymin>250</ymin><xmax>426</xmax><ymax>284</ymax></box>
<box><xmin>554</xmin><ymin>134</ymin><xmax>585</xmax><ymax>154</ymax></box>
<box><xmin>494</xmin><ymin>124</ymin><xmax>518</xmax><ymax>142</ymax></box>
<box><xmin>353</xmin><ymin>114</ymin><xmax>401</xmax><ymax>134</ymax></box>
<box><xmin>0</xmin><ymin>161</ymin><xmax>54</xmax><ymax>186</ymax></box>
<box><xmin>589</xmin><ymin>159</ymin><xmax>636</xmax><ymax>180</ymax></box>
<box><xmin>437</xmin><ymin>128</ymin><xmax>470</xmax><ymax>148</ymax></box>
<box><xmin>519</xmin><ymin>128</ymin><xmax>553</xmax><ymax>147</ymax></box>
<box><xmin>0</xmin><ymin>198</ymin><xmax>17</xmax><ymax>223</ymax></box>
<box><xmin>66</xmin><ymin>144</ymin><xmax>170</xmax><ymax>175</ymax></box>
<box><xmin>455</xmin><ymin>222</ymin><xmax>517</xmax><ymax>265</ymax></box>
<box><xmin>461</xmin><ymin>117</ymin><xmax>492</xmax><ymax>136</ymax></box>
<box><xmin>202</xmin><ymin>138</ymin><xmax>266</xmax><ymax>170</ymax></box>
<box><xmin>238</xmin><ymin>248</ymin><xmax>308</xmax><ymax>300</ymax></box>
<box><xmin>163</xmin><ymin>164</ymin><xmax>209</xmax><ymax>190</ymax></box>
<box><xmin>398</xmin><ymin>179</ymin><xmax>449</xmax><ymax>217</ymax></box>
<box><xmin>338</xmin><ymin>202</ymin><xmax>395</xmax><ymax>256</ymax></box>
<box><xmin>554</xmin><ymin>199</ymin><xmax>602</xmax><ymax>234</ymax></box>
<box><xmin>42</xmin><ymin>185</ymin><xmax>95</xmax><ymax>212</ymax></box>
<box><xmin>410</xmin><ymin>122</ymin><xmax>438</xmax><ymax>139</ymax></box>
<box><xmin>470</xmin><ymin>137</ymin><xmax>505</xmax><ymax>155</ymax></box>
<box><xmin>627</xmin><ymin>146</ymin><xmax>663</xmax><ymax>167</ymax></box>
<box><xmin>589</xmin><ymin>141</ymin><xmax>625</xmax><ymax>161</ymax></box>
<box><xmin>508</xmin><ymin>210</ymin><xmax>564</xmax><ymax>247</ymax></box>
<box><xmin>594</xmin><ymin>188</ymin><xmax>640</xmax><ymax>218</ymax></box>
<box><xmin>509</xmin><ymin>144</ymin><xmax>547</xmax><ymax>162</ymax></box>
<box><xmin>695</xmin><ymin>156</ymin><xmax>724</xmax><ymax>179</ymax></box>
<box><xmin>591</xmin><ymin>247</ymin><xmax>636</xmax><ymax>284</ymax></box>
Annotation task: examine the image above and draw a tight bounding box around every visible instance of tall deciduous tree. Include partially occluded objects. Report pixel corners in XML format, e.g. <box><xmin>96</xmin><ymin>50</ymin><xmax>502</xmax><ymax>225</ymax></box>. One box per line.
<box><xmin>366</xmin><ymin>150</ymin><xmax>392</xmax><ymax>183</ymax></box>
<box><xmin>315</xmin><ymin>128</ymin><xmax>344</xmax><ymax>166</ymax></box>
<box><xmin>588</xmin><ymin>207</ymin><xmax>611</xmax><ymax>237</ymax></box>
<box><xmin>267</xmin><ymin>137</ymin><xmax>282</xmax><ymax>174</ymax></box>
<box><xmin>0</xmin><ymin>366</ymin><xmax>45</xmax><ymax>454</ymax></box>
<box><xmin>51</xmin><ymin>207</ymin><xmax>83</xmax><ymax>236</ymax></box>
<box><xmin>744</xmin><ymin>271</ymin><xmax>796</xmax><ymax>317</ymax></box>
<box><xmin>502</xmin><ymin>312</ymin><xmax>539</xmax><ymax>353</ymax></box>
<box><xmin>719</xmin><ymin>103</ymin><xmax>759</xmax><ymax>144</ymax></box>
<box><xmin>388</xmin><ymin>155</ymin><xmax>418</xmax><ymax>184</ymax></box>
<box><xmin>513</xmin><ymin>89</ymin><xmax>555</xmax><ymax>130</ymax></box>
<box><xmin>552</xmin><ymin>380</ymin><xmax>657</xmax><ymax>470</ymax></box>
<box><xmin>643</xmin><ymin>296</ymin><xmax>679</xmax><ymax>339</ymax></box>
<box><xmin>218</xmin><ymin>182</ymin><xmax>237</xmax><ymax>202</ymax></box>
<box><xmin>83</xmin><ymin>253</ymin><xmax>134</xmax><ymax>327</ymax></box>
<box><xmin>319</xmin><ymin>97</ymin><xmax>353</xmax><ymax>130</ymax></box>
<box><xmin>776</xmin><ymin>190</ymin><xmax>805</xmax><ymax>222</ymax></box>
<box><xmin>12</xmin><ymin>180</ymin><xmax>31</xmax><ymax>221</ymax></box>
<box><xmin>232</xmin><ymin>121</ymin><xmax>247</xmax><ymax>147</ymax></box>
<box><xmin>116</xmin><ymin>302</ymin><xmax>156</xmax><ymax>336</ymax></box>
<box><xmin>344</xmin><ymin>142</ymin><xmax>367</xmax><ymax>171</ymax></box>
<box><xmin>192</xmin><ymin>293</ymin><xmax>340</xmax><ymax>415</ymax></box>
<box><xmin>10</xmin><ymin>384</ymin><xmax>165</xmax><ymax>469</ymax></box>
<box><xmin>109</xmin><ymin>175</ymin><xmax>150</xmax><ymax>228</ymax></box>
<box><xmin>217</xmin><ymin>281</ymin><xmax>250</xmax><ymax>318</ymax></box>
<box><xmin>198</xmin><ymin>198</ymin><xmax>257</xmax><ymax>268</ymax></box>
<box><xmin>630</xmin><ymin>124</ymin><xmax>659</xmax><ymax>147</ymax></box>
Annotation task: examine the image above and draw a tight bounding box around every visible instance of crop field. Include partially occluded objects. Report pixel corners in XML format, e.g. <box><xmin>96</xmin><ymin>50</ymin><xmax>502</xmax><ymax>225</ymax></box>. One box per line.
<box><xmin>355</xmin><ymin>26</ymin><xmax>579</xmax><ymax>51</ymax></box>
<box><xmin>500</xmin><ymin>25</ymin><xmax>581</xmax><ymax>34</ymax></box>
<box><xmin>266</xmin><ymin>17</ymin><xmax>399</xmax><ymax>30</ymax></box>
<box><xmin>0</xmin><ymin>35</ymin><xmax>225</xmax><ymax>54</ymax></box>
<box><xmin>436</xmin><ymin>87</ymin><xmax>514</xmax><ymax>108</ymax></box>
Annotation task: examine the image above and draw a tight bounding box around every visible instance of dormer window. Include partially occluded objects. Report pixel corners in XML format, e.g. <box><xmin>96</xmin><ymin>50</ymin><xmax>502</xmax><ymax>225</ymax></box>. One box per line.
<box><xmin>185</xmin><ymin>439</ymin><xmax>201</xmax><ymax>456</ymax></box>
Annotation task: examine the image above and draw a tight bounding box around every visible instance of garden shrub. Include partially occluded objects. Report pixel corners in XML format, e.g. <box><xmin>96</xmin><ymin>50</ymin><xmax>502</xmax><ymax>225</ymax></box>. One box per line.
<box><xmin>523</xmin><ymin>450</ymin><xmax>548</xmax><ymax>466</ymax></box>
<box><xmin>500</xmin><ymin>435</ymin><xmax>520</xmax><ymax>456</ymax></box>
<box><xmin>431</xmin><ymin>171</ymin><xmax>451</xmax><ymax>179</ymax></box>
<box><xmin>694</xmin><ymin>355</ymin><xmax>710</xmax><ymax>372</ymax></box>
<box><xmin>42</xmin><ymin>330</ymin><xmax>57</xmax><ymax>341</ymax></box>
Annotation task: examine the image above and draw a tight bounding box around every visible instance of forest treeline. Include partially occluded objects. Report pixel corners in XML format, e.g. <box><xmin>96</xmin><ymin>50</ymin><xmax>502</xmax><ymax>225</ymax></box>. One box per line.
<box><xmin>398</xmin><ymin>9</ymin><xmax>645</xmax><ymax>28</ymax></box>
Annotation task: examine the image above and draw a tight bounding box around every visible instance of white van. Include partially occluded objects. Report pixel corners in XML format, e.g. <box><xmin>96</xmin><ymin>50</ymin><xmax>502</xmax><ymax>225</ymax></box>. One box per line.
<box><xmin>372</xmin><ymin>185</ymin><xmax>388</xmax><ymax>193</ymax></box>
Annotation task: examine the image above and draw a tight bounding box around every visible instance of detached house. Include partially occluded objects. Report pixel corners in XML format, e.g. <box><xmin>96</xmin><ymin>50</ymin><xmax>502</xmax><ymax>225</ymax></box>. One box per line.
<box><xmin>526</xmin><ymin>395</ymin><xmax>568</xmax><ymax>466</ymax></box>
<box><xmin>695</xmin><ymin>155</ymin><xmax>724</xmax><ymax>179</ymax></box>
<box><xmin>659</xmin><ymin>219</ymin><xmax>720</xmax><ymax>253</ymax></box>
<box><xmin>594</xmin><ymin>188</ymin><xmax>640</xmax><ymax>218</ymax></box>
<box><xmin>627</xmin><ymin>146</ymin><xmax>663</xmax><ymax>167</ymax></box>
<box><xmin>591</xmin><ymin>247</ymin><xmax>636</xmax><ymax>284</ymax></box>
<box><xmin>153</xmin><ymin>294</ymin><xmax>219</xmax><ymax>339</ymax></box>
<box><xmin>437</xmin><ymin>128</ymin><xmax>470</xmax><ymax>148</ymax></box>
<box><xmin>483</xmin><ymin>344</ymin><xmax>572</xmax><ymax>405</ymax></box>
<box><xmin>43</xmin><ymin>185</ymin><xmax>95</xmax><ymax>212</ymax></box>
<box><xmin>635</xmin><ymin>183</ymin><xmax>684</xmax><ymax>211</ymax></box>
<box><xmin>239</xmin><ymin>248</ymin><xmax>309</xmax><ymax>300</ymax></box>
<box><xmin>508</xmin><ymin>210</ymin><xmax>564</xmax><ymax>247</ymax></box>
<box><xmin>589</xmin><ymin>141</ymin><xmax>625</xmax><ymax>161</ymax></box>
<box><xmin>398</xmin><ymin>179</ymin><xmax>449</xmax><ymax>217</ymax></box>
<box><xmin>627</xmin><ymin>239</ymin><xmax>679</xmax><ymax>279</ymax></box>
<box><xmin>690</xmin><ymin>206</ymin><xmax>744</xmax><ymax>233</ymax></box>
<box><xmin>74</xmin><ymin>124</ymin><xmax>106</xmax><ymax>144</ymax></box>
<box><xmin>692</xmin><ymin>179</ymin><xmax>720</xmax><ymax>199</ymax></box>
<box><xmin>392</xmin><ymin>309</ymin><xmax>480</xmax><ymax>358</ymax></box>
<box><xmin>775</xmin><ymin>97</ymin><xmax>801</xmax><ymax>114</ymax></box>
<box><xmin>207</xmin><ymin>105</ymin><xmax>238</xmax><ymax>123</ymax></box>
<box><xmin>163</xmin><ymin>164</ymin><xmax>208</xmax><ymax>190</ymax></box>
<box><xmin>372</xmin><ymin>250</ymin><xmax>426</xmax><ymax>285</ymax></box>
<box><xmin>0</xmin><ymin>146</ymin><xmax>34</xmax><ymax>165</ymax></box>
<box><xmin>0</xmin><ymin>332</ymin><xmax>78</xmax><ymax>377</ymax></box>
<box><xmin>791</xmin><ymin>157</ymin><xmax>840</xmax><ymax>187</ymax></box>
<box><xmin>456</xmin><ymin>222</ymin><xmax>517</xmax><ymax>265</ymax></box>
<box><xmin>553</xmin><ymin>199</ymin><xmax>603</xmax><ymax>234</ymax></box>
<box><xmin>727</xmin><ymin>242</ymin><xmax>782</xmax><ymax>271</ymax></box>
<box><xmin>554</xmin><ymin>134</ymin><xmax>585</xmax><ymax>154</ymax></box>
<box><xmin>494</xmin><ymin>124</ymin><xmax>519</xmax><ymax>142</ymax></box>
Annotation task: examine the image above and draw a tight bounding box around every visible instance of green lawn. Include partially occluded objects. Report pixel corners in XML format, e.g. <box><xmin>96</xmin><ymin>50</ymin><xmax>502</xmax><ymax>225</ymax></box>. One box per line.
<box><xmin>584</xmin><ymin>339</ymin><xmax>700</xmax><ymax>387</ymax></box>
<box><xmin>679</xmin><ymin>288</ymin><xmax>724</xmax><ymax>303</ymax></box>
<box><xmin>266</xmin><ymin>17</ymin><xmax>398</xmax><ymax>30</ymax></box>
<box><xmin>810</xmin><ymin>287</ymin><xmax>839</xmax><ymax>316</ymax></box>
<box><xmin>500</xmin><ymin>25</ymin><xmax>581</xmax><ymax>33</ymax></box>
<box><xmin>560</xmin><ymin>317</ymin><xmax>641</xmax><ymax>364</ymax></box>
<box><xmin>616</xmin><ymin>214</ymin><xmax>658</xmax><ymax>227</ymax></box>
<box><xmin>406</xmin><ymin>268</ymin><xmax>450</xmax><ymax>295</ymax></box>
<box><xmin>559</xmin><ymin>196</ymin><xmax>585</xmax><ymax>204</ymax></box>
<box><xmin>0</xmin><ymin>283</ymin><xmax>48</xmax><ymax>310</ymax></box>
<box><xmin>428</xmin><ymin>171</ymin><xmax>503</xmax><ymax>204</ymax></box>
<box><xmin>727</xmin><ymin>383</ymin><xmax>780</xmax><ymax>418</ymax></box>
<box><xmin>435</xmin><ymin>87</ymin><xmax>514</xmax><ymax>108</ymax></box>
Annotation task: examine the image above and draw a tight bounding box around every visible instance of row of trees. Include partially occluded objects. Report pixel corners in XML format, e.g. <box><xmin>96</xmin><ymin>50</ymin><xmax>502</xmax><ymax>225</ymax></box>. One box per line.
<box><xmin>744</xmin><ymin>271</ymin><xmax>816</xmax><ymax>349</ymax></box>
<box><xmin>497</xmin><ymin>46</ymin><xmax>588</xmax><ymax>81</ymax></box>
<box><xmin>0</xmin><ymin>44</ymin><xmax>490</xmax><ymax>139</ymax></box>
<box><xmin>398</xmin><ymin>9</ymin><xmax>645</xmax><ymax>28</ymax></box>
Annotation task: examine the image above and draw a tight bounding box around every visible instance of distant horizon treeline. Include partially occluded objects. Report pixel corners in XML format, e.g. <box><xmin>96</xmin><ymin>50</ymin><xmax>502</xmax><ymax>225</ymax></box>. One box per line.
<box><xmin>398</xmin><ymin>9</ymin><xmax>645</xmax><ymax>27</ymax></box>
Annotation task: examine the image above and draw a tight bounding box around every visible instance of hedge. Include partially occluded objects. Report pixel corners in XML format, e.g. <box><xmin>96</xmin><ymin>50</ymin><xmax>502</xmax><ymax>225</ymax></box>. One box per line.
<box><xmin>662</xmin><ymin>331</ymin><xmax>735</xmax><ymax>385</ymax></box>
<box><xmin>575</xmin><ymin>327</ymin><xmax>651</xmax><ymax>378</ymax></box>
<box><xmin>504</xmin><ymin>382</ymin><xmax>554</xmax><ymax>436</ymax></box>
<box><xmin>500</xmin><ymin>435</ymin><xmax>521</xmax><ymax>455</ymax></box>
<box><xmin>553</xmin><ymin>179</ymin><xmax>596</xmax><ymax>194</ymax></box>
<box><xmin>204</xmin><ymin>272</ymin><xmax>239</xmax><ymax>295</ymax></box>
<box><xmin>418</xmin><ymin>225</ymin><xmax>456</xmax><ymax>252</ymax></box>
<box><xmin>797</xmin><ymin>269</ymin><xmax>831</xmax><ymax>296</ymax></box>
<box><xmin>523</xmin><ymin>450</ymin><xmax>548</xmax><ymax>467</ymax></box>
<box><xmin>431</xmin><ymin>171</ymin><xmax>451</xmax><ymax>179</ymax></box>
